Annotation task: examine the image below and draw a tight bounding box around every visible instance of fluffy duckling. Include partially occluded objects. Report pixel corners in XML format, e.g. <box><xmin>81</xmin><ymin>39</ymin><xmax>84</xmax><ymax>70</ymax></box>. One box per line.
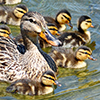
<box><xmin>0</xmin><ymin>11</ymin><xmax>62</xmax><ymax>83</ymax></box>
<box><xmin>44</xmin><ymin>9</ymin><xmax>73</xmax><ymax>32</ymax></box>
<box><xmin>0</xmin><ymin>24</ymin><xmax>11</xmax><ymax>38</ymax></box>
<box><xmin>58</xmin><ymin>15</ymin><xmax>94</xmax><ymax>48</ymax></box>
<box><xmin>49</xmin><ymin>46</ymin><xmax>97</xmax><ymax>68</ymax></box>
<box><xmin>0</xmin><ymin>4</ymin><xmax>28</xmax><ymax>26</ymax></box>
<box><xmin>6</xmin><ymin>70</ymin><xmax>61</xmax><ymax>96</ymax></box>
<box><xmin>0</xmin><ymin>0</ymin><xmax>21</xmax><ymax>4</ymax></box>
<box><xmin>0</xmin><ymin>24</ymin><xmax>26</xmax><ymax>54</ymax></box>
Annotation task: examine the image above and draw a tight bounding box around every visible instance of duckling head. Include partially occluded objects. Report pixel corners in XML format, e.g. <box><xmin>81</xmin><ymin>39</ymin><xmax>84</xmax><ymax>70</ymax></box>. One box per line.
<box><xmin>77</xmin><ymin>15</ymin><xmax>94</xmax><ymax>33</ymax></box>
<box><xmin>55</xmin><ymin>9</ymin><xmax>73</xmax><ymax>28</ymax></box>
<box><xmin>0</xmin><ymin>25</ymin><xmax>14</xmax><ymax>39</ymax></box>
<box><xmin>75</xmin><ymin>46</ymin><xmax>97</xmax><ymax>61</ymax></box>
<box><xmin>20</xmin><ymin>11</ymin><xmax>62</xmax><ymax>47</ymax></box>
<box><xmin>41</xmin><ymin>70</ymin><xmax>61</xmax><ymax>86</ymax></box>
<box><xmin>13</xmin><ymin>4</ymin><xmax>28</xmax><ymax>19</ymax></box>
<box><xmin>47</xmin><ymin>23</ymin><xmax>61</xmax><ymax>36</ymax></box>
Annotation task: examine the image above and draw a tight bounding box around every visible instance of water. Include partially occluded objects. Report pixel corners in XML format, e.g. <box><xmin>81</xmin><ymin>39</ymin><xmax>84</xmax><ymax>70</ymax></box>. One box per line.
<box><xmin>0</xmin><ymin>0</ymin><xmax>100</xmax><ymax>99</ymax></box>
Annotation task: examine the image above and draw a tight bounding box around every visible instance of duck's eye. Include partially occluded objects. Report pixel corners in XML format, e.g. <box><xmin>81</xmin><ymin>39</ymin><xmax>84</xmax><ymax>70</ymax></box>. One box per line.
<box><xmin>29</xmin><ymin>19</ymin><xmax>37</xmax><ymax>24</ymax></box>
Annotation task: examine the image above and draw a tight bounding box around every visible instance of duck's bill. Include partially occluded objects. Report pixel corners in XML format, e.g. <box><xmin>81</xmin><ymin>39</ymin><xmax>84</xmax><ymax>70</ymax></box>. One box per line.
<box><xmin>88</xmin><ymin>55</ymin><xmax>97</xmax><ymax>61</ymax></box>
<box><xmin>67</xmin><ymin>21</ymin><xmax>73</xmax><ymax>28</ymax></box>
<box><xmin>39</xmin><ymin>29</ymin><xmax>62</xmax><ymax>46</ymax></box>
<box><xmin>91</xmin><ymin>25</ymin><xmax>94</xmax><ymax>28</ymax></box>
<box><xmin>53</xmin><ymin>80</ymin><xmax>61</xmax><ymax>87</ymax></box>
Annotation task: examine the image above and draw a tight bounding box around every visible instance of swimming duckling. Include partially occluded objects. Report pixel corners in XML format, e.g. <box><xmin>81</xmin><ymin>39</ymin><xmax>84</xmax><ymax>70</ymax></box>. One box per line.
<box><xmin>49</xmin><ymin>46</ymin><xmax>97</xmax><ymax>68</ymax></box>
<box><xmin>0</xmin><ymin>11</ymin><xmax>62</xmax><ymax>83</ymax></box>
<box><xmin>0</xmin><ymin>24</ymin><xmax>11</xmax><ymax>38</ymax></box>
<box><xmin>6</xmin><ymin>70</ymin><xmax>61</xmax><ymax>96</ymax></box>
<box><xmin>58</xmin><ymin>15</ymin><xmax>94</xmax><ymax>48</ymax></box>
<box><xmin>0</xmin><ymin>0</ymin><xmax>21</xmax><ymax>4</ymax></box>
<box><xmin>44</xmin><ymin>9</ymin><xmax>73</xmax><ymax>32</ymax></box>
<box><xmin>0</xmin><ymin>4</ymin><xmax>28</xmax><ymax>26</ymax></box>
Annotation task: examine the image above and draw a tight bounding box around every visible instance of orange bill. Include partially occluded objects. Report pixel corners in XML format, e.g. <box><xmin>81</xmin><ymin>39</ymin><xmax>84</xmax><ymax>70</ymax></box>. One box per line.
<box><xmin>53</xmin><ymin>80</ymin><xmax>61</xmax><ymax>86</ymax></box>
<box><xmin>67</xmin><ymin>21</ymin><xmax>73</xmax><ymax>28</ymax></box>
<box><xmin>88</xmin><ymin>55</ymin><xmax>97</xmax><ymax>61</ymax></box>
<box><xmin>91</xmin><ymin>24</ymin><xmax>94</xmax><ymax>28</ymax></box>
<box><xmin>39</xmin><ymin>29</ymin><xmax>62</xmax><ymax>46</ymax></box>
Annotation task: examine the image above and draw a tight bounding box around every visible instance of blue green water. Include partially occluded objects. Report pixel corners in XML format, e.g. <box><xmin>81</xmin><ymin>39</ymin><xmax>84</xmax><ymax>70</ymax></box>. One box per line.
<box><xmin>0</xmin><ymin>0</ymin><xmax>100</xmax><ymax>100</ymax></box>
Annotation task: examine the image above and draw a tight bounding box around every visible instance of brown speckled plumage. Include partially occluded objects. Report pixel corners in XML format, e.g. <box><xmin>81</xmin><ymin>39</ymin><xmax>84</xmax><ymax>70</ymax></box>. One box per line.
<box><xmin>0</xmin><ymin>11</ymin><xmax>60</xmax><ymax>83</ymax></box>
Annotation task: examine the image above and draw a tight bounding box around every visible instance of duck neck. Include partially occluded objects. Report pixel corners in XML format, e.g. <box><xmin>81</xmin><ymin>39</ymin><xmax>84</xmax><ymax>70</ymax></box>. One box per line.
<box><xmin>21</xmin><ymin>31</ymin><xmax>39</xmax><ymax>50</ymax></box>
<box><xmin>37</xmin><ymin>43</ymin><xmax>57</xmax><ymax>73</ymax></box>
<box><xmin>78</xmin><ymin>26</ymin><xmax>90</xmax><ymax>43</ymax></box>
<box><xmin>78</xmin><ymin>26</ymin><xmax>85</xmax><ymax>34</ymax></box>
<box><xmin>75</xmin><ymin>57</ymin><xmax>81</xmax><ymax>61</ymax></box>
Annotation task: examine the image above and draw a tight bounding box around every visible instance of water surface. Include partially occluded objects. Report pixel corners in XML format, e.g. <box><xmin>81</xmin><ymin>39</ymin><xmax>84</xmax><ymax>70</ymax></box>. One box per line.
<box><xmin>0</xmin><ymin>0</ymin><xmax>100</xmax><ymax>100</ymax></box>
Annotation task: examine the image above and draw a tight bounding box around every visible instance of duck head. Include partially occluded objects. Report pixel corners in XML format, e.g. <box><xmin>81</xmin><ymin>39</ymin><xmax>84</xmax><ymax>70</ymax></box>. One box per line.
<box><xmin>13</xmin><ymin>4</ymin><xmax>28</xmax><ymax>19</ymax></box>
<box><xmin>55</xmin><ymin>9</ymin><xmax>73</xmax><ymax>28</ymax></box>
<box><xmin>77</xmin><ymin>15</ymin><xmax>94</xmax><ymax>33</ymax></box>
<box><xmin>0</xmin><ymin>25</ymin><xmax>14</xmax><ymax>39</ymax></box>
<box><xmin>41</xmin><ymin>70</ymin><xmax>61</xmax><ymax>86</ymax></box>
<box><xmin>75</xmin><ymin>46</ymin><xmax>97</xmax><ymax>61</ymax></box>
<box><xmin>20</xmin><ymin>11</ymin><xmax>62</xmax><ymax>48</ymax></box>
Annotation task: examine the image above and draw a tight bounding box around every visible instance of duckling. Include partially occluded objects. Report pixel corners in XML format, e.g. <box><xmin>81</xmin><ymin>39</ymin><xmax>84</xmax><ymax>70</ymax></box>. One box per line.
<box><xmin>0</xmin><ymin>24</ymin><xmax>11</xmax><ymax>38</ymax></box>
<box><xmin>6</xmin><ymin>70</ymin><xmax>61</xmax><ymax>95</ymax></box>
<box><xmin>0</xmin><ymin>0</ymin><xmax>21</xmax><ymax>5</ymax></box>
<box><xmin>44</xmin><ymin>9</ymin><xmax>73</xmax><ymax>32</ymax></box>
<box><xmin>0</xmin><ymin>4</ymin><xmax>28</xmax><ymax>26</ymax></box>
<box><xmin>0</xmin><ymin>11</ymin><xmax>62</xmax><ymax>83</ymax></box>
<box><xmin>58</xmin><ymin>15</ymin><xmax>94</xmax><ymax>48</ymax></box>
<box><xmin>0</xmin><ymin>24</ymin><xmax>26</xmax><ymax>54</ymax></box>
<box><xmin>49</xmin><ymin>46</ymin><xmax>97</xmax><ymax>68</ymax></box>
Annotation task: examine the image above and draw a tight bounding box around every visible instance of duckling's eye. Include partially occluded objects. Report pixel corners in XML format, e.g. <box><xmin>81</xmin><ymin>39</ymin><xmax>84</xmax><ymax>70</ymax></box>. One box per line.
<box><xmin>84</xmin><ymin>52</ymin><xmax>88</xmax><ymax>54</ymax></box>
<box><xmin>44</xmin><ymin>76</ymin><xmax>55</xmax><ymax>81</ymax></box>
<box><xmin>85</xmin><ymin>23</ymin><xmax>88</xmax><ymax>25</ymax></box>
<box><xmin>61</xmin><ymin>17</ymin><xmax>63</xmax><ymax>19</ymax></box>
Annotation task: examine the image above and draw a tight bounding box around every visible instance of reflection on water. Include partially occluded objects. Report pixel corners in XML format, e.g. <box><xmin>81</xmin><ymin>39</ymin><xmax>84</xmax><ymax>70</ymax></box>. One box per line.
<box><xmin>0</xmin><ymin>0</ymin><xmax>100</xmax><ymax>100</ymax></box>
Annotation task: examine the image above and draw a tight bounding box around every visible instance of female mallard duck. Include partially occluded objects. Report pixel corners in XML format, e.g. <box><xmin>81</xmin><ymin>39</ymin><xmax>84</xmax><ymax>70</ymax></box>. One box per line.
<box><xmin>44</xmin><ymin>9</ymin><xmax>73</xmax><ymax>32</ymax></box>
<box><xmin>0</xmin><ymin>24</ymin><xmax>60</xmax><ymax>72</ymax></box>
<box><xmin>49</xmin><ymin>46</ymin><xmax>97</xmax><ymax>68</ymax></box>
<box><xmin>6</xmin><ymin>70</ymin><xmax>61</xmax><ymax>95</ymax></box>
<box><xmin>58</xmin><ymin>15</ymin><xmax>94</xmax><ymax>48</ymax></box>
<box><xmin>0</xmin><ymin>0</ymin><xmax>21</xmax><ymax>5</ymax></box>
<box><xmin>0</xmin><ymin>11</ymin><xmax>62</xmax><ymax>83</ymax></box>
<box><xmin>0</xmin><ymin>4</ymin><xmax>28</xmax><ymax>26</ymax></box>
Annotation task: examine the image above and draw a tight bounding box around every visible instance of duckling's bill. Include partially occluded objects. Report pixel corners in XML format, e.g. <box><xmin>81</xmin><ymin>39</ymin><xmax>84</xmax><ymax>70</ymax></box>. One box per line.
<box><xmin>53</xmin><ymin>80</ymin><xmax>61</xmax><ymax>86</ymax></box>
<box><xmin>67</xmin><ymin>21</ymin><xmax>73</xmax><ymax>28</ymax></box>
<box><xmin>88</xmin><ymin>55</ymin><xmax>97</xmax><ymax>61</ymax></box>
<box><xmin>90</xmin><ymin>25</ymin><xmax>94</xmax><ymax>28</ymax></box>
